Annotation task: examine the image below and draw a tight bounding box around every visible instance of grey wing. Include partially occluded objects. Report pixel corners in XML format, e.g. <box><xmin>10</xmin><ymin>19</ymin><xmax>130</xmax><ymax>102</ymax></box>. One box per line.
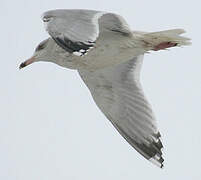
<box><xmin>78</xmin><ymin>55</ymin><xmax>164</xmax><ymax>168</ymax></box>
<box><xmin>42</xmin><ymin>9</ymin><xmax>131</xmax><ymax>55</ymax></box>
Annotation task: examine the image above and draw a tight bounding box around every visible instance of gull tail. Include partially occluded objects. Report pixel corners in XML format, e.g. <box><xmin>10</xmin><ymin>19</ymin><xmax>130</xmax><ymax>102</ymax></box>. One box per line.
<box><xmin>134</xmin><ymin>29</ymin><xmax>191</xmax><ymax>51</ymax></box>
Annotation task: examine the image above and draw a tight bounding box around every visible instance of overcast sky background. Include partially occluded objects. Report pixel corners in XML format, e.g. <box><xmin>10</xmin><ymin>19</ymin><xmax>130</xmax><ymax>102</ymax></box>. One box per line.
<box><xmin>1</xmin><ymin>0</ymin><xmax>201</xmax><ymax>179</ymax></box>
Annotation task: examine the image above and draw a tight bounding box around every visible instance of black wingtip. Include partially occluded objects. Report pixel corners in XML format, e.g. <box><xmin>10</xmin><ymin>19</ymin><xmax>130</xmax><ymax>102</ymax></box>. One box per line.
<box><xmin>149</xmin><ymin>154</ymin><xmax>164</xmax><ymax>168</ymax></box>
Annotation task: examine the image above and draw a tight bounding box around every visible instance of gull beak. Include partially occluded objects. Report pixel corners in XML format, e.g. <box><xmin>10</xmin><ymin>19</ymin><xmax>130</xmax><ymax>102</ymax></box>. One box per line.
<box><xmin>19</xmin><ymin>56</ymin><xmax>36</xmax><ymax>69</ymax></box>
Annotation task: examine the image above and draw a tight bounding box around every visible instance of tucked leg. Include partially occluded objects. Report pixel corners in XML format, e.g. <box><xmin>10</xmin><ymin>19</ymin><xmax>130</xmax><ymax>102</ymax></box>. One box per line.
<box><xmin>153</xmin><ymin>42</ymin><xmax>178</xmax><ymax>51</ymax></box>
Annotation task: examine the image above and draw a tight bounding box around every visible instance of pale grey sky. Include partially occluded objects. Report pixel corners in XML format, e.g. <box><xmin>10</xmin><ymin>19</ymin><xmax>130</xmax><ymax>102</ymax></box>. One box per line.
<box><xmin>1</xmin><ymin>0</ymin><xmax>201</xmax><ymax>179</ymax></box>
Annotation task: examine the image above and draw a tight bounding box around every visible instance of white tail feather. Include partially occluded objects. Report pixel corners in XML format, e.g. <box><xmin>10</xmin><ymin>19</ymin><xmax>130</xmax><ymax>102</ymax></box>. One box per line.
<box><xmin>133</xmin><ymin>29</ymin><xmax>191</xmax><ymax>51</ymax></box>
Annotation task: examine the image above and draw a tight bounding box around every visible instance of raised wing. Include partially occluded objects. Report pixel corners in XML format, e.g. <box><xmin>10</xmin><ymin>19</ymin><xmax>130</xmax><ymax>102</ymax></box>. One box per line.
<box><xmin>78</xmin><ymin>55</ymin><xmax>164</xmax><ymax>168</ymax></box>
<box><xmin>42</xmin><ymin>9</ymin><xmax>131</xmax><ymax>56</ymax></box>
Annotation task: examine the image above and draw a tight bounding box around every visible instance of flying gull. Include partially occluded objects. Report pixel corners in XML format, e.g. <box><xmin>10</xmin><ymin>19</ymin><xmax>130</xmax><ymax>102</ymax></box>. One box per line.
<box><xmin>20</xmin><ymin>9</ymin><xmax>191</xmax><ymax>168</ymax></box>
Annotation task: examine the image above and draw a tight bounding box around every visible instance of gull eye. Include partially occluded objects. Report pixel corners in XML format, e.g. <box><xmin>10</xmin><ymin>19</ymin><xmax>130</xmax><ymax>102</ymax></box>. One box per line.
<box><xmin>36</xmin><ymin>43</ymin><xmax>45</xmax><ymax>51</ymax></box>
<box><xmin>43</xmin><ymin>17</ymin><xmax>50</xmax><ymax>22</ymax></box>
<box><xmin>42</xmin><ymin>16</ymin><xmax>52</xmax><ymax>22</ymax></box>
<box><xmin>35</xmin><ymin>39</ymin><xmax>48</xmax><ymax>51</ymax></box>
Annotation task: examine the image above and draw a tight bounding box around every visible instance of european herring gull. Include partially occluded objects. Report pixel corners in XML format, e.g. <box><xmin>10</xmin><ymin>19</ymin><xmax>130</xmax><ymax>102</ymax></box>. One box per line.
<box><xmin>20</xmin><ymin>9</ymin><xmax>191</xmax><ymax>168</ymax></box>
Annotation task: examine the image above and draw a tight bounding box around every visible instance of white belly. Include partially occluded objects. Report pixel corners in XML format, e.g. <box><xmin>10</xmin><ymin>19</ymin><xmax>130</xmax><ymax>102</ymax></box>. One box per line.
<box><xmin>78</xmin><ymin>33</ymin><xmax>145</xmax><ymax>71</ymax></box>
<box><xmin>51</xmin><ymin>32</ymin><xmax>145</xmax><ymax>71</ymax></box>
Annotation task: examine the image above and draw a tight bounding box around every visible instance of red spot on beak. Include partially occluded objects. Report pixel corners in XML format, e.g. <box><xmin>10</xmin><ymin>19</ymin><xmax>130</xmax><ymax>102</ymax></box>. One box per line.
<box><xmin>19</xmin><ymin>56</ymin><xmax>35</xmax><ymax>69</ymax></box>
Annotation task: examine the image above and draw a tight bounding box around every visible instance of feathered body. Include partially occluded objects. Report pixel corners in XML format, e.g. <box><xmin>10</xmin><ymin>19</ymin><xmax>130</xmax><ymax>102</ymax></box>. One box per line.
<box><xmin>20</xmin><ymin>9</ymin><xmax>191</xmax><ymax>168</ymax></box>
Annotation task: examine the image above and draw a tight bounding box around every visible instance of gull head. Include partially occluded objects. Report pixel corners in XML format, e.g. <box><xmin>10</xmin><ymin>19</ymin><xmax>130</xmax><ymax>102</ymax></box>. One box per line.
<box><xmin>19</xmin><ymin>39</ymin><xmax>51</xmax><ymax>69</ymax></box>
